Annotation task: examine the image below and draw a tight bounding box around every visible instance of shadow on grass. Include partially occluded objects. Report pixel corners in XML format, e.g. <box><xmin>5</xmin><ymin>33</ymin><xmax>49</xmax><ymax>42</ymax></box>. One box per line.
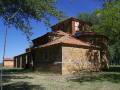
<box><xmin>3</xmin><ymin>75</ymin><xmax>33</xmax><ymax>83</ymax></box>
<box><xmin>3</xmin><ymin>68</ymin><xmax>33</xmax><ymax>74</ymax></box>
<box><xmin>69</xmin><ymin>72</ymin><xmax>120</xmax><ymax>83</ymax></box>
<box><xmin>3</xmin><ymin>68</ymin><xmax>33</xmax><ymax>83</ymax></box>
<box><xmin>105</xmin><ymin>65</ymin><xmax>120</xmax><ymax>72</ymax></box>
<box><xmin>3</xmin><ymin>82</ymin><xmax>45</xmax><ymax>90</ymax></box>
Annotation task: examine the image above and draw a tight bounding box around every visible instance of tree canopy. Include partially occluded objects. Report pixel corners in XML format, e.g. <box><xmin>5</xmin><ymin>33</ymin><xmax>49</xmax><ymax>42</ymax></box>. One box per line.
<box><xmin>78</xmin><ymin>0</ymin><xmax>120</xmax><ymax>64</ymax></box>
<box><xmin>0</xmin><ymin>0</ymin><xmax>63</xmax><ymax>37</ymax></box>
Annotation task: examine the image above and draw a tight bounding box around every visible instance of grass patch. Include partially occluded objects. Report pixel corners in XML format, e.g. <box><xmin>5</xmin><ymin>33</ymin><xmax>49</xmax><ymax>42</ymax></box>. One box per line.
<box><xmin>3</xmin><ymin>71</ymin><xmax>120</xmax><ymax>90</ymax></box>
<box><xmin>69</xmin><ymin>72</ymin><xmax>120</xmax><ymax>83</ymax></box>
<box><xmin>3</xmin><ymin>68</ymin><xmax>33</xmax><ymax>74</ymax></box>
<box><xmin>105</xmin><ymin>65</ymin><xmax>120</xmax><ymax>72</ymax></box>
<box><xmin>2</xmin><ymin>67</ymin><xmax>120</xmax><ymax>90</ymax></box>
<box><xmin>3</xmin><ymin>82</ymin><xmax>45</xmax><ymax>90</ymax></box>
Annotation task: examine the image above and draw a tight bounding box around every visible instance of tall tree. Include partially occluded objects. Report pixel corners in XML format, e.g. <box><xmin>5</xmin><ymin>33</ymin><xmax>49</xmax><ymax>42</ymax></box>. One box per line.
<box><xmin>78</xmin><ymin>0</ymin><xmax>120</xmax><ymax>65</ymax></box>
<box><xmin>0</xmin><ymin>0</ymin><xmax>63</xmax><ymax>38</ymax></box>
<box><xmin>94</xmin><ymin>1</ymin><xmax>120</xmax><ymax>64</ymax></box>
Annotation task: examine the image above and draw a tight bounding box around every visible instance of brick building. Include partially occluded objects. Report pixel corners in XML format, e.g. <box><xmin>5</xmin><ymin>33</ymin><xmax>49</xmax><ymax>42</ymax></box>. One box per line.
<box><xmin>14</xmin><ymin>17</ymin><xmax>108</xmax><ymax>75</ymax></box>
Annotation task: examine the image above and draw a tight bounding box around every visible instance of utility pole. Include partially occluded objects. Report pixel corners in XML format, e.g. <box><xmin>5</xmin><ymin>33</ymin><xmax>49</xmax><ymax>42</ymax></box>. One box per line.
<box><xmin>1</xmin><ymin>25</ymin><xmax>8</xmax><ymax>90</ymax></box>
<box><xmin>1</xmin><ymin>8</ymin><xmax>21</xmax><ymax>90</ymax></box>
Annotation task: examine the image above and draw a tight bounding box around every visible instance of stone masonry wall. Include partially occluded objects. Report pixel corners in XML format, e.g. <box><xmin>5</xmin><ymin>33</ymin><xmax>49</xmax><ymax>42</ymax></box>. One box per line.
<box><xmin>62</xmin><ymin>46</ymin><xmax>101</xmax><ymax>75</ymax></box>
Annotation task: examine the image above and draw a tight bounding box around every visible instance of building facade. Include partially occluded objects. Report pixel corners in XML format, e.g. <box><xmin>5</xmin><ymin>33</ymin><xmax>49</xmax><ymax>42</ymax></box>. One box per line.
<box><xmin>14</xmin><ymin>17</ymin><xmax>109</xmax><ymax>75</ymax></box>
<box><xmin>3</xmin><ymin>58</ymin><xmax>14</xmax><ymax>68</ymax></box>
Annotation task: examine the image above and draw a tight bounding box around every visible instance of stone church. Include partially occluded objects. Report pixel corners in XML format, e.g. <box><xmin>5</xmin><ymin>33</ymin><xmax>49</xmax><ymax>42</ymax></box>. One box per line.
<box><xmin>14</xmin><ymin>17</ymin><xmax>108</xmax><ymax>75</ymax></box>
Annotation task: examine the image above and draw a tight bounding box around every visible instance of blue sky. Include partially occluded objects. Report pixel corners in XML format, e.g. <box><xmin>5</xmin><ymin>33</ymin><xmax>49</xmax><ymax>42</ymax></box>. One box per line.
<box><xmin>0</xmin><ymin>0</ymin><xmax>103</xmax><ymax>62</ymax></box>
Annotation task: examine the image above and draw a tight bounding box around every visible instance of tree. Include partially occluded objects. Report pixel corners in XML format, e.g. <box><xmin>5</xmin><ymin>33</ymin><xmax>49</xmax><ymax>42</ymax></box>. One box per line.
<box><xmin>78</xmin><ymin>0</ymin><xmax>120</xmax><ymax>65</ymax></box>
<box><xmin>0</xmin><ymin>1</ymin><xmax>64</xmax><ymax>73</ymax></box>
<box><xmin>0</xmin><ymin>0</ymin><xmax>63</xmax><ymax>38</ymax></box>
<box><xmin>77</xmin><ymin>13</ymin><xmax>91</xmax><ymax>23</ymax></box>
<box><xmin>94</xmin><ymin>1</ymin><xmax>120</xmax><ymax>64</ymax></box>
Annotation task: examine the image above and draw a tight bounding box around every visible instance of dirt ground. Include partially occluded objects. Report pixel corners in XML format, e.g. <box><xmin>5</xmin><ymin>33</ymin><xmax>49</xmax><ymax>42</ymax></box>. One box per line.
<box><xmin>2</xmin><ymin>69</ymin><xmax>120</xmax><ymax>90</ymax></box>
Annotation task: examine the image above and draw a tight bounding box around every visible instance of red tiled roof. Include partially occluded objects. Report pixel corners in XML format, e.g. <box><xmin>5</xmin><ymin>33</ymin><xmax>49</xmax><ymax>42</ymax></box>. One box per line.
<box><xmin>4</xmin><ymin>58</ymin><xmax>13</xmax><ymax>61</ymax></box>
<box><xmin>32</xmin><ymin>31</ymin><xmax>68</xmax><ymax>42</ymax></box>
<box><xmin>81</xmin><ymin>31</ymin><xmax>97</xmax><ymax>35</ymax></box>
<box><xmin>52</xmin><ymin>30</ymin><xmax>69</xmax><ymax>36</ymax></box>
<box><xmin>78</xmin><ymin>31</ymin><xmax>108</xmax><ymax>40</ymax></box>
<box><xmin>39</xmin><ymin>34</ymin><xmax>91</xmax><ymax>48</ymax></box>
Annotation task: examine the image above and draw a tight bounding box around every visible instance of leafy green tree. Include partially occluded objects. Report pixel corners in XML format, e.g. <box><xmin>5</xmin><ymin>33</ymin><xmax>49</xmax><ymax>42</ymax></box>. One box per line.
<box><xmin>78</xmin><ymin>0</ymin><xmax>120</xmax><ymax>65</ymax></box>
<box><xmin>94</xmin><ymin>1</ymin><xmax>120</xmax><ymax>64</ymax></box>
<box><xmin>0</xmin><ymin>0</ymin><xmax>63</xmax><ymax>37</ymax></box>
<box><xmin>77</xmin><ymin>12</ymin><xmax>101</xmax><ymax>25</ymax></box>
<box><xmin>77</xmin><ymin>13</ymin><xmax>91</xmax><ymax>23</ymax></box>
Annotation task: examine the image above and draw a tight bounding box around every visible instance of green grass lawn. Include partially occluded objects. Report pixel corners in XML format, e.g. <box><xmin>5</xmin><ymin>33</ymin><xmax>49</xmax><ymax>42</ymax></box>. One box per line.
<box><xmin>2</xmin><ymin>68</ymin><xmax>120</xmax><ymax>90</ymax></box>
